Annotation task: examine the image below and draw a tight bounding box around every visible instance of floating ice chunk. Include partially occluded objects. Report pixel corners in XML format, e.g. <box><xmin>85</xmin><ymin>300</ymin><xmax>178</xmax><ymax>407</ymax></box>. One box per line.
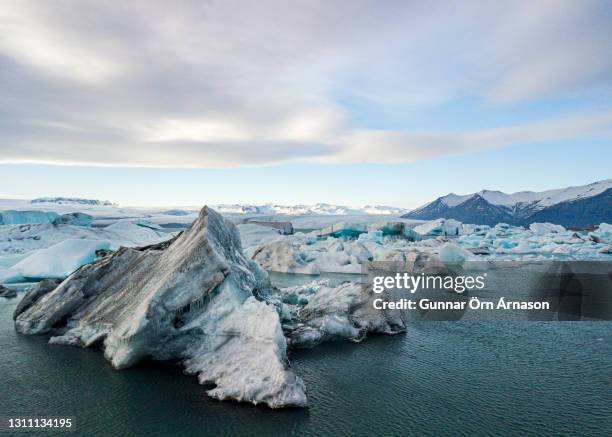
<box><xmin>250</xmin><ymin>235</ymin><xmax>375</xmax><ymax>275</ymax></box>
<box><xmin>252</xmin><ymin>240</ymin><xmax>320</xmax><ymax>274</ymax></box>
<box><xmin>10</xmin><ymin>239</ymin><xmax>111</xmax><ymax>279</ymax></box>
<box><xmin>318</xmin><ymin>222</ymin><xmax>368</xmax><ymax>238</ymax></box>
<box><xmin>0</xmin><ymin>210</ymin><xmax>60</xmax><ymax>225</ymax></box>
<box><xmin>402</xmin><ymin>226</ymin><xmax>422</xmax><ymax>241</ymax></box>
<box><xmin>492</xmin><ymin>223</ymin><xmax>517</xmax><ymax>236</ymax></box>
<box><xmin>366</xmin><ymin>222</ymin><xmax>422</xmax><ymax>241</ymax></box>
<box><xmin>590</xmin><ymin>223</ymin><xmax>612</xmax><ymax>244</ymax></box>
<box><xmin>438</xmin><ymin>243</ymin><xmax>474</xmax><ymax>266</ymax></box>
<box><xmin>369</xmin><ymin>222</ymin><xmax>404</xmax><ymax>236</ymax></box>
<box><xmin>277</xmin><ymin>279</ymin><xmax>330</xmax><ymax>305</ymax></box>
<box><xmin>459</xmin><ymin>224</ymin><xmax>491</xmax><ymax>236</ymax></box>
<box><xmin>512</xmin><ymin>240</ymin><xmax>532</xmax><ymax>253</ymax></box>
<box><xmin>313</xmin><ymin>251</ymin><xmax>363</xmax><ymax>274</ymax></box>
<box><xmin>56</xmin><ymin>212</ymin><xmax>93</xmax><ymax>226</ymax></box>
<box><xmin>357</xmin><ymin>230</ymin><xmax>384</xmax><ymax>244</ymax></box>
<box><xmin>494</xmin><ymin>239</ymin><xmax>518</xmax><ymax>250</ymax></box>
<box><xmin>414</xmin><ymin>218</ymin><xmax>462</xmax><ymax>237</ymax></box>
<box><xmin>281</xmin><ymin>282</ymin><xmax>405</xmax><ymax>348</ymax></box>
<box><xmin>238</xmin><ymin>224</ymin><xmax>285</xmax><ymax>257</ymax></box>
<box><xmin>598</xmin><ymin>223</ymin><xmax>612</xmax><ymax>233</ymax></box>
<box><xmin>529</xmin><ymin>223</ymin><xmax>566</xmax><ymax>235</ymax></box>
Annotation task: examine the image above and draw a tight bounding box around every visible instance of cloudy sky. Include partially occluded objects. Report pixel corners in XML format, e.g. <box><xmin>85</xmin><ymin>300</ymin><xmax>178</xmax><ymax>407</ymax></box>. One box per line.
<box><xmin>0</xmin><ymin>0</ymin><xmax>611</xmax><ymax>207</ymax></box>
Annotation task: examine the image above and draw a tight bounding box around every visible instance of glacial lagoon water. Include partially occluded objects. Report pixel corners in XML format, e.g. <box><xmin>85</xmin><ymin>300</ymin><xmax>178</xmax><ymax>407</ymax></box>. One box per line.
<box><xmin>1</xmin><ymin>284</ymin><xmax>612</xmax><ymax>436</ymax></box>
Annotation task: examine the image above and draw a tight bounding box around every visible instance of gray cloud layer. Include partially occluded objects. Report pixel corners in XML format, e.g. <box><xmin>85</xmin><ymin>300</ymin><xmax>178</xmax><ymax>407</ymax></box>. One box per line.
<box><xmin>1</xmin><ymin>0</ymin><xmax>611</xmax><ymax>167</ymax></box>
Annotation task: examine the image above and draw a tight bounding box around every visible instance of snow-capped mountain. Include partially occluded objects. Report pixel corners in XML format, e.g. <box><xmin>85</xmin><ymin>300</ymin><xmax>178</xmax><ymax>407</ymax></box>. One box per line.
<box><xmin>213</xmin><ymin>203</ymin><xmax>408</xmax><ymax>216</ymax></box>
<box><xmin>403</xmin><ymin>179</ymin><xmax>612</xmax><ymax>227</ymax></box>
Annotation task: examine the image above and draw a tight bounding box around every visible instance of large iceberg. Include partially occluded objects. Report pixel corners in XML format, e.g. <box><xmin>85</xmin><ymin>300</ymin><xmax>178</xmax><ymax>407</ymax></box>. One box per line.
<box><xmin>0</xmin><ymin>210</ymin><xmax>60</xmax><ymax>225</ymax></box>
<box><xmin>14</xmin><ymin>207</ymin><xmax>306</xmax><ymax>408</ymax></box>
<box><xmin>0</xmin><ymin>210</ymin><xmax>93</xmax><ymax>226</ymax></box>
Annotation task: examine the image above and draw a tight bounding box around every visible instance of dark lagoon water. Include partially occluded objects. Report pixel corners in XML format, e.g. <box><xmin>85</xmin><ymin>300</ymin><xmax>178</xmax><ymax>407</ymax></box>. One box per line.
<box><xmin>1</xmin><ymin>291</ymin><xmax>612</xmax><ymax>436</ymax></box>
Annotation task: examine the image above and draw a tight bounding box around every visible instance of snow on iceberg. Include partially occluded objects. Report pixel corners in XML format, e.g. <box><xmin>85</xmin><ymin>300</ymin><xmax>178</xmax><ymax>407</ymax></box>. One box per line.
<box><xmin>278</xmin><ymin>280</ymin><xmax>406</xmax><ymax>348</ymax></box>
<box><xmin>0</xmin><ymin>223</ymin><xmax>167</xmax><ymax>257</ymax></box>
<box><xmin>438</xmin><ymin>243</ymin><xmax>475</xmax><ymax>266</ymax></box>
<box><xmin>252</xmin><ymin>240</ymin><xmax>320</xmax><ymax>274</ymax></box>
<box><xmin>529</xmin><ymin>222</ymin><xmax>566</xmax><ymax>235</ymax></box>
<box><xmin>238</xmin><ymin>223</ymin><xmax>286</xmax><ymax>258</ymax></box>
<box><xmin>590</xmin><ymin>223</ymin><xmax>612</xmax><ymax>244</ymax></box>
<box><xmin>251</xmin><ymin>236</ymin><xmax>376</xmax><ymax>275</ymax></box>
<box><xmin>242</xmin><ymin>217</ymin><xmax>612</xmax><ymax>275</ymax></box>
<box><xmin>414</xmin><ymin>218</ymin><xmax>462</xmax><ymax>237</ymax></box>
<box><xmin>14</xmin><ymin>207</ymin><xmax>307</xmax><ymax>408</ymax></box>
<box><xmin>10</xmin><ymin>239</ymin><xmax>111</xmax><ymax>280</ymax></box>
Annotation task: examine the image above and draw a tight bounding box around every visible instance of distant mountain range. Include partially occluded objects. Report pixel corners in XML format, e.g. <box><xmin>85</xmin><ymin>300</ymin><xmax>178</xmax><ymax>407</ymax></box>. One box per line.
<box><xmin>31</xmin><ymin>197</ymin><xmax>117</xmax><ymax>206</ymax></box>
<box><xmin>213</xmin><ymin>203</ymin><xmax>409</xmax><ymax>216</ymax></box>
<box><xmin>0</xmin><ymin>198</ymin><xmax>405</xmax><ymax>217</ymax></box>
<box><xmin>15</xmin><ymin>181</ymin><xmax>612</xmax><ymax>227</ymax></box>
<box><xmin>402</xmin><ymin>179</ymin><xmax>612</xmax><ymax>228</ymax></box>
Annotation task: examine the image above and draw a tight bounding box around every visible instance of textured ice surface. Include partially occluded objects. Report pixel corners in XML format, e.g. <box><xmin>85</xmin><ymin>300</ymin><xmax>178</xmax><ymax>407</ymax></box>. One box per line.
<box><xmin>0</xmin><ymin>210</ymin><xmax>60</xmax><ymax>225</ymax></box>
<box><xmin>0</xmin><ymin>210</ymin><xmax>94</xmax><ymax>226</ymax></box>
<box><xmin>438</xmin><ymin>243</ymin><xmax>475</xmax><ymax>266</ymax></box>
<box><xmin>0</xmin><ymin>221</ymin><xmax>170</xmax><ymax>257</ymax></box>
<box><xmin>251</xmin><ymin>235</ymin><xmax>376</xmax><ymax>275</ymax></box>
<box><xmin>414</xmin><ymin>218</ymin><xmax>462</xmax><ymax>237</ymax></box>
<box><xmin>241</xmin><ymin>220</ymin><xmax>612</xmax><ymax>276</ymax></box>
<box><xmin>0</xmin><ymin>284</ymin><xmax>17</xmax><ymax>298</ymax></box>
<box><xmin>590</xmin><ymin>223</ymin><xmax>612</xmax><ymax>244</ymax></box>
<box><xmin>56</xmin><ymin>212</ymin><xmax>93</xmax><ymax>226</ymax></box>
<box><xmin>0</xmin><ymin>221</ymin><xmax>173</xmax><ymax>283</ymax></box>
<box><xmin>10</xmin><ymin>239</ymin><xmax>111</xmax><ymax>281</ymax></box>
<box><xmin>318</xmin><ymin>222</ymin><xmax>368</xmax><ymax>238</ymax></box>
<box><xmin>277</xmin><ymin>280</ymin><xmax>406</xmax><ymax>348</ymax></box>
<box><xmin>14</xmin><ymin>207</ymin><xmax>306</xmax><ymax>408</ymax></box>
<box><xmin>529</xmin><ymin>222</ymin><xmax>566</xmax><ymax>235</ymax></box>
<box><xmin>238</xmin><ymin>223</ymin><xmax>285</xmax><ymax>258</ymax></box>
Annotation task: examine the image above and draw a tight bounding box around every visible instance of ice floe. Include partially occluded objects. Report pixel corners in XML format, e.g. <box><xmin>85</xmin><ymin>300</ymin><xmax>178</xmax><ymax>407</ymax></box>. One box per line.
<box><xmin>239</xmin><ymin>219</ymin><xmax>612</xmax><ymax>276</ymax></box>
